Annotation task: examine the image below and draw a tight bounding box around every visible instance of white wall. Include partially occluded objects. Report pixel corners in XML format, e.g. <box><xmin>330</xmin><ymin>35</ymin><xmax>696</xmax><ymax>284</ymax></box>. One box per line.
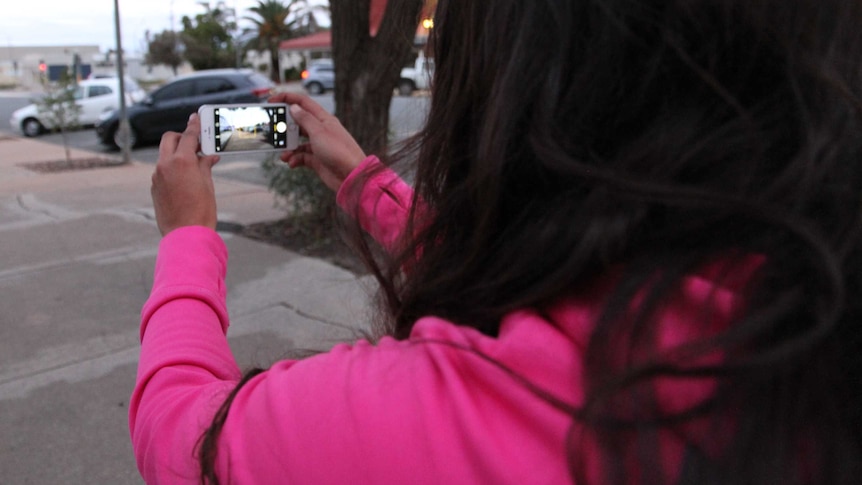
<box><xmin>0</xmin><ymin>45</ymin><xmax>196</xmax><ymax>91</ymax></box>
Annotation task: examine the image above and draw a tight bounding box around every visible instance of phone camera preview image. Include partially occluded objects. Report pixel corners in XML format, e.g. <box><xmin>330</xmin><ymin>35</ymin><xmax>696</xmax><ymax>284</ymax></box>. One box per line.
<box><xmin>213</xmin><ymin>106</ymin><xmax>292</xmax><ymax>153</ymax></box>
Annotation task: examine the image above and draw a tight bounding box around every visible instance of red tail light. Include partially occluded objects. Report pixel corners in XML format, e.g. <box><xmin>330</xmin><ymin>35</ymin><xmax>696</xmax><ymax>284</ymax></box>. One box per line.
<box><xmin>252</xmin><ymin>87</ymin><xmax>272</xmax><ymax>98</ymax></box>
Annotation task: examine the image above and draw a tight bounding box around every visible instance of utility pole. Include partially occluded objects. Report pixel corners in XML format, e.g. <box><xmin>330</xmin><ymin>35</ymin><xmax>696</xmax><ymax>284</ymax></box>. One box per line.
<box><xmin>113</xmin><ymin>0</ymin><xmax>131</xmax><ymax>164</ymax></box>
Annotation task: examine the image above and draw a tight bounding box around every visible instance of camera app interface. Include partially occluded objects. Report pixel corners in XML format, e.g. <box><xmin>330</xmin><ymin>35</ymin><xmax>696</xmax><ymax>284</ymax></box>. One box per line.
<box><xmin>214</xmin><ymin>105</ymin><xmax>292</xmax><ymax>152</ymax></box>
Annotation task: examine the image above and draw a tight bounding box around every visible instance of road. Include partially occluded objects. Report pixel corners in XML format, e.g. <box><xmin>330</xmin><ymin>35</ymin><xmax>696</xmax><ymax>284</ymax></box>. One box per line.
<box><xmin>0</xmin><ymin>93</ymin><xmax>430</xmax><ymax>186</ymax></box>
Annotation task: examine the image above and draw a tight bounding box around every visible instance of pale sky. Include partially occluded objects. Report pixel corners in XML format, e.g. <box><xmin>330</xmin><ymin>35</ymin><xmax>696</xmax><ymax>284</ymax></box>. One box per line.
<box><xmin>0</xmin><ymin>0</ymin><xmax>328</xmax><ymax>57</ymax></box>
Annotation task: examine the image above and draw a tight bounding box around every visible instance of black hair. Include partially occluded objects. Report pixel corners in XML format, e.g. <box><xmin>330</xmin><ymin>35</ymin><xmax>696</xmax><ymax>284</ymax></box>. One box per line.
<box><xmin>363</xmin><ymin>0</ymin><xmax>862</xmax><ymax>483</ymax></box>
<box><xmin>197</xmin><ymin>368</ymin><xmax>264</xmax><ymax>485</ymax></box>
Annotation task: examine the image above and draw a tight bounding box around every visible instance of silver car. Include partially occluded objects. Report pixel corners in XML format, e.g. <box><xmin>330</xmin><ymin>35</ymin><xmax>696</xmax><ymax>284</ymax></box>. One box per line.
<box><xmin>301</xmin><ymin>60</ymin><xmax>335</xmax><ymax>95</ymax></box>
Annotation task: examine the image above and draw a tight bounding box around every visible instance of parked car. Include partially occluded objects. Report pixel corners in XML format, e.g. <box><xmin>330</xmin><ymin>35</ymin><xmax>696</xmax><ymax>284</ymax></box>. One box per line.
<box><xmin>301</xmin><ymin>60</ymin><xmax>335</xmax><ymax>95</ymax></box>
<box><xmin>9</xmin><ymin>77</ymin><xmax>146</xmax><ymax>137</ymax></box>
<box><xmin>96</xmin><ymin>69</ymin><xmax>274</xmax><ymax>149</ymax></box>
<box><xmin>398</xmin><ymin>54</ymin><xmax>435</xmax><ymax>96</ymax></box>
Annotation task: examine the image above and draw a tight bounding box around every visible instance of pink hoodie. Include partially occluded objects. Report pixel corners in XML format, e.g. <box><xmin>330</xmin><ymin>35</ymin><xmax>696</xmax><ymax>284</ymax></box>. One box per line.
<box><xmin>130</xmin><ymin>156</ymin><xmax>754</xmax><ymax>484</ymax></box>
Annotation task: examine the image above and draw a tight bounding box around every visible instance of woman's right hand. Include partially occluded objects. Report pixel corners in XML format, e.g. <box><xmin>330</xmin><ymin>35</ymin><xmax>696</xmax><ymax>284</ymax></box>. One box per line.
<box><xmin>269</xmin><ymin>92</ymin><xmax>367</xmax><ymax>192</ymax></box>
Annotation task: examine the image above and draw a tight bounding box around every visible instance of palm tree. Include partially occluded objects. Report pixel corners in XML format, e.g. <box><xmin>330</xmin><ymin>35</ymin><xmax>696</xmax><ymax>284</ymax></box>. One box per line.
<box><xmin>244</xmin><ymin>0</ymin><xmax>322</xmax><ymax>83</ymax></box>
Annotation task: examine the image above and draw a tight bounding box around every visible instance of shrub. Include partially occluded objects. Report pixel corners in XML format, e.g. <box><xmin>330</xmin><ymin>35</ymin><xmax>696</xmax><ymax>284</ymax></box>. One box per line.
<box><xmin>283</xmin><ymin>67</ymin><xmax>301</xmax><ymax>81</ymax></box>
<box><xmin>261</xmin><ymin>153</ymin><xmax>335</xmax><ymax>228</ymax></box>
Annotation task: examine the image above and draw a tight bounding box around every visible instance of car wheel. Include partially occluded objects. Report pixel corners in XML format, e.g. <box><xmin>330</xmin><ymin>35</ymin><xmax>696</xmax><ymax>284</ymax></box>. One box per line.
<box><xmin>22</xmin><ymin>118</ymin><xmax>44</xmax><ymax>137</ymax></box>
<box><xmin>397</xmin><ymin>80</ymin><xmax>415</xmax><ymax>97</ymax></box>
<box><xmin>112</xmin><ymin>125</ymin><xmax>138</xmax><ymax>149</ymax></box>
<box><xmin>307</xmin><ymin>82</ymin><xmax>324</xmax><ymax>95</ymax></box>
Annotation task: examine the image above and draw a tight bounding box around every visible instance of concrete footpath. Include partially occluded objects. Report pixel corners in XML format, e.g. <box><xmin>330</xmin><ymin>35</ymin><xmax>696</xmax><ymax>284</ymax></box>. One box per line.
<box><xmin>0</xmin><ymin>135</ymin><xmax>374</xmax><ymax>483</ymax></box>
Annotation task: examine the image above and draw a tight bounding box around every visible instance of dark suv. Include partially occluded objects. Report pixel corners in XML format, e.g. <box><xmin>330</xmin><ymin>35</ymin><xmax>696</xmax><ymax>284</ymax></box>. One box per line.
<box><xmin>96</xmin><ymin>69</ymin><xmax>274</xmax><ymax>148</ymax></box>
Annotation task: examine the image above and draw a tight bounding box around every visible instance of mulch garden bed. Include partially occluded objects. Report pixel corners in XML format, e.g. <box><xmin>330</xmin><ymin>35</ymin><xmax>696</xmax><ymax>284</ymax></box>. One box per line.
<box><xmin>19</xmin><ymin>158</ymin><xmax>126</xmax><ymax>173</ymax></box>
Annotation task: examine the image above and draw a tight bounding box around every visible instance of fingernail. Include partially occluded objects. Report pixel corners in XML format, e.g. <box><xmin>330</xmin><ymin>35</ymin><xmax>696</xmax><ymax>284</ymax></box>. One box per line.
<box><xmin>189</xmin><ymin>113</ymin><xmax>198</xmax><ymax>122</ymax></box>
<box><xmin>289</xmin><ymin>105</ymin><xmax>301</xmax><ymax>116</ymax></box>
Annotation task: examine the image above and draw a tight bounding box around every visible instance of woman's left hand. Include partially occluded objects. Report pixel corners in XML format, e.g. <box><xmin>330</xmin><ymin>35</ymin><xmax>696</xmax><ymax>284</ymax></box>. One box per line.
<box><xmin>150</xmin><ymin>113</ymin><xmax>221</xmax><ymax>236</ymax></box>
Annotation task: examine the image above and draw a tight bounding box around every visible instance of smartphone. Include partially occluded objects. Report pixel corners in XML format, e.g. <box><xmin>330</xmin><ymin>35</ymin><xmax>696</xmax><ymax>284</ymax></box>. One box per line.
<box><xmin>198</xmin><ymin>103</ymin><xmax>299</xmax><ymax>155</ymax></box>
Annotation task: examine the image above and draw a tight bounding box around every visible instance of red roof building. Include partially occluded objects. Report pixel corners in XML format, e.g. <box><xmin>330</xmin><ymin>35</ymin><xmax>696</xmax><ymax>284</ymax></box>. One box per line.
<box><xmin>280</xmin><ymin>0</ymin><xmax>435</xmax><ymax>53</ymax></box>
<box><xmin>280</xmin><ymin>31</ymin><xmax>332</xmax><ymax>52</ymax></box>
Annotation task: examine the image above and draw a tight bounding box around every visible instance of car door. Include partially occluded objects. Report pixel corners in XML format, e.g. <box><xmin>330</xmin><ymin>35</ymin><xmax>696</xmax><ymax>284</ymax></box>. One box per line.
<box><xmin>134</xmin><ymin>79</ymin><xmax>195</xmax><ymax>140</ymax></box>
<box><xmin>70</xmin><ymin>85</ymin><xmax>92</xmax><ymax>125</ymax></box>
<box><xmin>78</xmin><ymin>84</ymin><xmax>115</xmax><ymax>125</ymax></box>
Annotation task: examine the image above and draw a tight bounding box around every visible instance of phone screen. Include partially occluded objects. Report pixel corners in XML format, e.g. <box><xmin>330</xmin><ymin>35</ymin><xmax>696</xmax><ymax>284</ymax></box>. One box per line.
<box><xmin>213</xmin><ymin>105</ymin><xmax>292</xmax><ymax>153</ymax></box>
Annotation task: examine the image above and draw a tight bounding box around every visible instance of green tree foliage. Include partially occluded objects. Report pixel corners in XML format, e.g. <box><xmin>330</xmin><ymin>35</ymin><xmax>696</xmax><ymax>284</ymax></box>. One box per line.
<box><xmin>243</xmin><ymin>0</ymin><xmax>323</xmax><ymax>83</ymax></box>
<box><xmin>145</xmin><ymin>30</ymin><xmax>183</xmax><ymax>75</ymax></box>
<box><xmin>181</xmin><ymin>2</ymin><xmax>238</xmax><ymax>70</ymax></box>
<box><xmin>36</xmin><ymin>74</ymin><xmax>82</xmax><ymax>163</ymax></box>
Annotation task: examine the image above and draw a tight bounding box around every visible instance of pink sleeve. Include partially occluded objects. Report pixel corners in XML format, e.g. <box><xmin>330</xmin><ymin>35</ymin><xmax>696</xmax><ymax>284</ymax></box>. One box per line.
<box><xmin>129</xmin><ymin>226</ymin><xmax>242</xmax><ymax>484</ymax></box>
<box><xmin>207</xmin><ymin>326</ymin><xmax>576</xmax><ymax>485</ymax></box>
<box><xmin>336</xmin><ymin>155</ymin><xmax>415</xmax><ymax>253</ymax></box>
<box><xmin>128</xmin><ymin>225</ymin><xmax>578</xmax><ymax>484</ymax></box>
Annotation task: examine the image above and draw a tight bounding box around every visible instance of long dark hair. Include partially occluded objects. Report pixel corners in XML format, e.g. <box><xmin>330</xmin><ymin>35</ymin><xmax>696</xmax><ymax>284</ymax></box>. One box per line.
<box><xmin>366</xmin><ymin>0</ymin><xmax>862</xmax><ymax>483</ymax></box>
<box><xmin>203</xmin><ymin>0</ymin><xmax>862</xmax><ymax>482</ymax></box>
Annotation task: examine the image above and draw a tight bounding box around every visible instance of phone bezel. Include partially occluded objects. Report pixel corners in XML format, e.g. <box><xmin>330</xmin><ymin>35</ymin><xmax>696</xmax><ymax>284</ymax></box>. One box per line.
<box><xmin>198</xmin><ymin>103</ymin><xmax>298</xmax><ymax>155</ymax></box>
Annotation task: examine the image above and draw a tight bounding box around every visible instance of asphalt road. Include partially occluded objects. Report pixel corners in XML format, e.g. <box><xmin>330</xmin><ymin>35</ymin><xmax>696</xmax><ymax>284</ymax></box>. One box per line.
<box><xmin>0</xmin><ymin>93</ymin><xmax>430</xmax><ymax>186</ymax></box>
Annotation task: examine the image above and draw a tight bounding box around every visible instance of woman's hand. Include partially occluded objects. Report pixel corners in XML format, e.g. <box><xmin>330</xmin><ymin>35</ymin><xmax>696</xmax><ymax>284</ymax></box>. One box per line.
<box><xmin>269</xmin><ymin>92</ymin><xmax>367</xmax><ymax>192</ymax></box>
<box><xmin>150</xmin><ymin>113</ymin><xmax>220</xmax><ymax>236</ymax></box>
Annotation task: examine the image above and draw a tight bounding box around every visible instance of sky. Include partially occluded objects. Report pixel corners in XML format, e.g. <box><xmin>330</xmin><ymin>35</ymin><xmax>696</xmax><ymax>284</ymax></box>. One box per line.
<box><xmin>0</xmin><ymin>0</ymin><xmax>328</xmax><ymax>57</ymax></box>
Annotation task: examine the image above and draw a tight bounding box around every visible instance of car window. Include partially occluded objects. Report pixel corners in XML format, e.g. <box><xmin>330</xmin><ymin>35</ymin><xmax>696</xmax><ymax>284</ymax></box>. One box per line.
<box><xmin>196</xmin><ymin>78</ymin><xmax>236</xmax><ymax>95</ymax></box>
<box><xmin>72</xmin><ymin>86</ymin><xmax>85</xmax><ymax>100</ymax></box>
<box><xmin>88</xmin><ymin>85</ymin><xmax>113</xmax><ymax>97</ymax></box>
<box><xmin>153</xmin><ymin>80</ymin><xmax>195</xmax><ymax>102</ymax></box>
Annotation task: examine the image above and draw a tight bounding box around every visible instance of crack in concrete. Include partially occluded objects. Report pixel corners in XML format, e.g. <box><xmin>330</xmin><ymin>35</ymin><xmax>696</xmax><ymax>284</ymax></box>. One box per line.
<box><xmin>16</xmin><ymin>193</ymin><xmax>60</xmax><ymax>220</ymax></box>
<box><xmin>276</xmin><ymin>301</ymin><xmax>355</xmax><ymax>330</ymax></box>
<box><xmin>232</xmin><ymin>300</ymin><xmax>353</xmax><ymax>331</ymax></box>
<box><xmin>0</xmin><ymin>344</ymin><xmax>139</xmax><ymax>387</ymax></box>
<box><xmin>232</xmin><ymin>299</ymin><xmax>358</xmax><ymax>333</ymax></box>
<box><xmin>0</xmin><ymin>347</ymin><xmax>139</xmax><ymax>401</ymax></box>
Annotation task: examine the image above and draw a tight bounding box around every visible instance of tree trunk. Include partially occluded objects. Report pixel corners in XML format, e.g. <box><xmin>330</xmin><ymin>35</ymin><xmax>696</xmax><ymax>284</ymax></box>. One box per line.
<box><xmin>269</xmin><ymin>38</ymin><xmax>281</xmax><ymax>84</ymax></box>
<box><xmin>330</xmin><ymin>0</ymin><xmax>424</xmax><ymax>155</ymax></box>
<box><xmin>61</xmin><ymin>128</ymin><xmax>71</xmax><ymax>164</ymax></box>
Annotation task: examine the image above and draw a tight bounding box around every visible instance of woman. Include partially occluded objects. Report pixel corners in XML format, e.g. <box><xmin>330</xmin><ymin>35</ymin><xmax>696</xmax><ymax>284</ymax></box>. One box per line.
<box><xmin>132</xmin><ymin>0</ymin><xmax>862</xmax><ymax>483</ymax></box>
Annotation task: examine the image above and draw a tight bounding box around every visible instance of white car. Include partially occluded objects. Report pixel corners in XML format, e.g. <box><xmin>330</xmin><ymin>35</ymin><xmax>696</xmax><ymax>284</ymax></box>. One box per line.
<box><xmin>9</xmin><ymin>77</ymin><xmax>146</xmax><ymax>137</ymax></box>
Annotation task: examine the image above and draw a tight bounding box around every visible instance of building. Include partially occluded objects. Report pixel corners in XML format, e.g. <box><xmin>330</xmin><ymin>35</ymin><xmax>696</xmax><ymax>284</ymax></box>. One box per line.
<box><xmin>0</xmin><ymin>45</ymin><xmax>187</xmax><ymax>91</ymax></box>
<box><xmin>0</xmin><ymin>45</ymin><xmax>101</xmax><ymax>89</ymax></box>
